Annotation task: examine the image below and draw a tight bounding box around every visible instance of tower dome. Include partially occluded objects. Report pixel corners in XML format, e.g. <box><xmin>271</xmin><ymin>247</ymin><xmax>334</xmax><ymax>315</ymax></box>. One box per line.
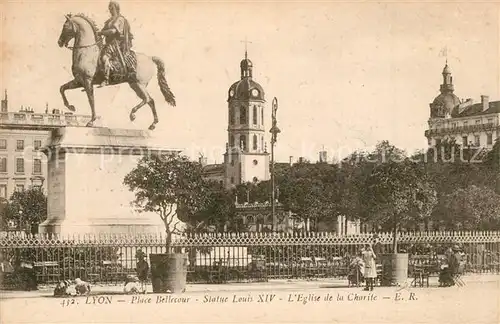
<box><xmin>240</xmin><ymin>57</ymin><xmax>253</xmax><ymax>71</ymax></box>
<box><xmin>429</xmin><ymin>62</ymin><xmax>460</xmax><ymax>118</ymax></box>
<box><xmin>442</xmin><ymin>63</ymin><xmax>451</xmax><ymax>75</ymax></box>
<box><xmin>228</xmin><ymin>52</ymin><xmax>265</xmax><ymax>102</ymax></box>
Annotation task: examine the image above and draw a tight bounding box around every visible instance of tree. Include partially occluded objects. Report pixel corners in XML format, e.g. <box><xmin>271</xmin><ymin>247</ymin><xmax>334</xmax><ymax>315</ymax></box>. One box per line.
<box><xmin>0</xmin><ymin>197</ymin><xmax>9</xmax><ymax>230</ymax></box>
<box><xmin>361</xmin><ymin>159</ymin><xmax>437</xmax><ymax>252</ymax></box>
<box><xmin>278</xmin><ymin>162</ymin><xmax>341</xmax><ymax>230</ymax></box>
<box><xmin>188</xmin><ymin>180</ymin><xmax>236</xmax><ymax>232</ymax></box>
<box><xmin>124</xmin><ymin>153</ymin><xmax>207</xmax><ymax>251</ymax></box>
<box><xmin>4</xmin><ymin>188</ymin><xmax>47</xmax><ymax>233</ymax></box>
<box><xmin>484</xmin><ymin>138</ymin><xmax>500</xmax><ymax>168</ymax></box>
<box><xmin>337</xmin><ymin>141</ymin><xmax>408</xmax><ymax>233</ymax></box>
<box><xmin>439</xmin><ymin>185</ymin><xmax>500</xmax><ymax>230</ymax></box>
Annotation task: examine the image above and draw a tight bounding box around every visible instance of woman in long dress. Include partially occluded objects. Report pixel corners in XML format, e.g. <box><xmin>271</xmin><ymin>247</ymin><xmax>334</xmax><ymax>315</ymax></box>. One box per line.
<box><xmin>362</xmin><ymin>243</ymin><xmax>377</xmax><ymax>291</ymax></box>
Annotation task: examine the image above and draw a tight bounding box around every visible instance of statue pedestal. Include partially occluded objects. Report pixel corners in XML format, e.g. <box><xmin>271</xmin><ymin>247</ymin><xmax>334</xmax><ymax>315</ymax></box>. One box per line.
<box><xmin>38</xmin><ymin>127</ymin><xmax>182</xmax><ymax>236</ymax></box>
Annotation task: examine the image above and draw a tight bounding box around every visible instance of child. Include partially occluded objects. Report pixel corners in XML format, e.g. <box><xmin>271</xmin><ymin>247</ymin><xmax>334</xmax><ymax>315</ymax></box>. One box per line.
<box><xmin>362</xmin><ymin>244</ymin><xmax>377</xmax><ymax>291</ymax></box>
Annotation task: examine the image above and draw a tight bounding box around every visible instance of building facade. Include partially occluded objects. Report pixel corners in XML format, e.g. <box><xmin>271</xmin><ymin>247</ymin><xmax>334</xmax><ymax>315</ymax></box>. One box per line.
<box><xmin>234</xmin><ymin>201</ymin><xmax>307</xmax><ymax>233</ymax></box>
<box><xmin>0</xmin><ymin>92</ymin><xmax>92</xmax><ymax>199</ymax></box>
<box><xmin>425</xmin><ymin>63</ymin><xmax>500</xmax><ymax>148</ymax></box>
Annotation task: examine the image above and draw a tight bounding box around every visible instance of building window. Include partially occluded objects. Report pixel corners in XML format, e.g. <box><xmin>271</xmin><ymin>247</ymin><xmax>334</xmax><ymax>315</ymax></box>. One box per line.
<box><xmin>427</xmin><ymin>138</ymin><xmax>431</xmax><ymax>146</ymax></box>
<box><xmin>463</xmin><ymin>121</ymin><xmax>468</xmax><ymax>127</ymax></box>
<box><xmin>16</xmin><ymin>158</ymin><xmax>24</xmax><ymax>173</ymax></box>
<box><xmin>0</xmin><ymin>157</ymin><xmax>6</xmax><ymax>172</ymax></box>
<box><xmin>240</xmin><ymin>135</ymin><xmax>247</xmax><ymax>151</ymax></box>
<box><xmin>253</xmin><ymin>135</ymin><xmax>258</xmax><ymax>150</ymax></box>
<box><xmin>15</xmin><ymin>184</ymin><xmax>24</xmax><ymax>192</ymax></box>
<box><xmin>253</xmin><ymin>159</ymin><xmax>258</xmax><ymax>165</ymax></box>
<box><xmin>229</xmin><ymin>107</ymin><xmax>235</xmax><ymax>125</ymax></box>
<box><xmin>0</xmin><ymin>139</ymin><xmax>6</xmax><ymax>150</ymax></box>
<box><xmin>261</xmin><ymin>136</ymin><xmax>264</xmax><ymax>151</ymax></box>
<box><xmin>462</xmin><ymin>136</ymin><xmax>468</xmax><ymax>146</ymax></box>
<box><xmin>34</xmin><ymin>140</ymin><xmax>42</xmax><ymax>150</ymax></box>
<box><xmin>435</xmin><ymin>138</ymin><xmax>441</xmax><ymax>146</ymax></box>
<box><xmin>253</xmin><ymin>106</ymin><xmax>257</xmax><ymax>125</ymax></box>
<box><xmin>475</xmin><ymin>120</ymin><xmax>481</xmax><ymax>125</ymax></box>
<box><xmin>451</xmin><ymin>122</ymin><xmax>457</xmax><ymax>128</ymax></box>
<box><xmin>229</xmin><ymin>135</ymin><xmax>235</xmax><ymax>148</ymax></box>
<box><xmin>240</xmin><ymin>106</ymin><xmax>247</xmax><ymax>125</ymax></box>
<box><xmin>33</xmin><ymin>159</ymin><xmax>42</xmax><ymax>174</ymax></box>
<box><xmin>230</xmin><ymin>177</ymin><xmax>234</xmax><ymax>184</ymax></box>
<box><xmin>0</xmin><ymin>184</ymin><xmax>6</xmax><ymax>198</ymax></box>
<box><xmin>16</xmin><ymin>140</ymin><xmax>24</xmax><ymax>150</ymax></box>
<box><xmin>487</xmin><ymin>133</ymin><xmax>493</xmax><ymax>145</ymax></box>
<box><xmin>474</xmin><ymin>135</ymin><xmax>480</xmax><ymax>146</ymax></box>
<box><xmin>487</xmin><ymin>118</ymin><xmax>493</xmax><ymax>125</ymax></box>
<box><xmin>261</xmin><ymin>107</ymin><xmax>264</xmax><ymax>125</ymax></box>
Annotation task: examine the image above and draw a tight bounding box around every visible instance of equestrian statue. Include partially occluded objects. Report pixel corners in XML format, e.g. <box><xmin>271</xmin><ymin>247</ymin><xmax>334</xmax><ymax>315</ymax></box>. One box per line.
<box><xmin>57</xmin><ymin>1</ymin><xmax>176</xmax><ymax>130</ymax></box>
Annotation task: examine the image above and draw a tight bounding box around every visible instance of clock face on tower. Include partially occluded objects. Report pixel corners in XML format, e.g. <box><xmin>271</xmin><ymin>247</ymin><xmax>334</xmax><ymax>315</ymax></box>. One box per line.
<box><xmin>251</xmin><ymin>89</ymin><xmax>259</xmax><ymax>97</ymax></box>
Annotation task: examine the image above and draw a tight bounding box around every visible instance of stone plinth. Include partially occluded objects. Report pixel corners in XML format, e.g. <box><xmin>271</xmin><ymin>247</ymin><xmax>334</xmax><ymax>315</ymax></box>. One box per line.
<box><xmin>38</xmin><ymin>127</ymin><xmax>182</xmax><ymax>235</ymax></box>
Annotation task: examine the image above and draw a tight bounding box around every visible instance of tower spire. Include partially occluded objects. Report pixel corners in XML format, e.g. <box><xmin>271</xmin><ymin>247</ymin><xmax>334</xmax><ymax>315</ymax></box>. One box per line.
<box><xmin>241</xmin><ymin>37</ymin><xmax>251</xmax><ymax>59</ymax></box>
<box><xmin>239</xmin><ymin>38</ymin><xmax>254</xmax><ymax>79</ymax></box>
<box><xmin>440</xmin><ymin>60</ymin><xmax>454</xmax><ymax>93</ymax></box>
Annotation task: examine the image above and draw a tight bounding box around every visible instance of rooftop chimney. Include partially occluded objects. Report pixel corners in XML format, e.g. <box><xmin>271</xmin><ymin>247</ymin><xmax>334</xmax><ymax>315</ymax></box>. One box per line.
<box><xmin>1</xmin><ymin>90</ymin><xmax>7</xmax><ymax>113</ymax></box>
<box><xmin>481</xmin><ymin>95</ymin><xmax>489</xmax><ymax>111</ymax></box>
<box><xmin>319</xmin><ymin>150</ymin><xmax>328</xmax><ymax>163</ymax></box>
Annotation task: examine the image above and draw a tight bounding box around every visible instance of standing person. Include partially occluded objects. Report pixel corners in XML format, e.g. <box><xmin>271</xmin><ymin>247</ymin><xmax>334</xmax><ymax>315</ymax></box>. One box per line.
<box><xmin>136</xmin><ymin>253</ymin><xmax>149</xmax><ymax>293</ymax></box>
<box><xmin>372</xmin><ymin>234</ymin><xmax>384</xmax><ymax>256</ymax></box>
<box><xmin>362</xmin><ymin>243</ymin><xmax>377</xmax><ymax>291</ymax></box>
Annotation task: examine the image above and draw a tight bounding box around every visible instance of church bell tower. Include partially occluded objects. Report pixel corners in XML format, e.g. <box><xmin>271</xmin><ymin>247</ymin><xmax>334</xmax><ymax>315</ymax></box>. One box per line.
<box><xmin>224</xmin><ymin>51</ymin><xmax>270</xmax><ymax>189</ymax></box>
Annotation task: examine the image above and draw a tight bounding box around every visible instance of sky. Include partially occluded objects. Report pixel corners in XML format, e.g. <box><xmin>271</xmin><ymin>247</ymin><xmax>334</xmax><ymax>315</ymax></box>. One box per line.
<box><xmin>1</xmin><ymin>1</ymin><xmax>499</xmax><ymax>163</ymax></box>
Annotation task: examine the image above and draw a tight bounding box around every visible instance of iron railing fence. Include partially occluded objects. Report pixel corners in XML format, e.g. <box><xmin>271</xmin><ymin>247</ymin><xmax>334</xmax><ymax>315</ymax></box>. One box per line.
<box><xmin>1</xmin><ymin>231</ymin><xmax>499</xmax><ymax>286</ymax></box>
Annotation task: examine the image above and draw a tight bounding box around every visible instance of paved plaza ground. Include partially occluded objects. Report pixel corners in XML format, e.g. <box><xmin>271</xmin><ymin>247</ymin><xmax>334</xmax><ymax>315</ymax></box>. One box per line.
<box><xmin>1</xmin><ymin>275</ymin><xmax>499</xmax><ymax>324</ymax></box>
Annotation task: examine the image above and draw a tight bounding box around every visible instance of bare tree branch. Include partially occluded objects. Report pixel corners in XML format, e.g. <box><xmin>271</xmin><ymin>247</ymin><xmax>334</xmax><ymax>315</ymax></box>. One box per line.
<box><xmin>195</xmin><ymin>221</ymin><xmax>205</xmax><ymax>230</ymax></box>
<box><xmin>167</xmin><ymin>205</ymin><xmax>176</xmax><ymax>226</ymax></box>
<box><xmin>172</xmin><ymin>221</ymin><xmax>181</xmax><ymax>235</ymax></box>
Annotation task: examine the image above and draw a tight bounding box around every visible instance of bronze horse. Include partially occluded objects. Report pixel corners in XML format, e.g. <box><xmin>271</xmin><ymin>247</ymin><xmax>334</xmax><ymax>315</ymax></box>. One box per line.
<box><xmin>57</xmin><ymin>14</ymin><xmax>176</xmax><ymax>130</ymax></box>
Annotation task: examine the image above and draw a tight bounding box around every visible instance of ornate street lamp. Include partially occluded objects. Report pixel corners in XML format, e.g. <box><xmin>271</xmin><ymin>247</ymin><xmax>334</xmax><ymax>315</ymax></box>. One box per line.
<box><xmin>270</xmin><ymin>97</ymin><xmax>281</xmax><ymax>231</ymax></box>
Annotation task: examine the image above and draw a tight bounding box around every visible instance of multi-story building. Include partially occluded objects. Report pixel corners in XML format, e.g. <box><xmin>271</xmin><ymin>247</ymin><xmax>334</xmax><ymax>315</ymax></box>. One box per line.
<box><xmin>0</xmin><ymin>91</ymin><xmax>93</xmax><ymax>199</ymax></box>
<box><xmin>425</xmin><ymin>63</ymin><xmax>500</xmax><ymax>148</ymax></box>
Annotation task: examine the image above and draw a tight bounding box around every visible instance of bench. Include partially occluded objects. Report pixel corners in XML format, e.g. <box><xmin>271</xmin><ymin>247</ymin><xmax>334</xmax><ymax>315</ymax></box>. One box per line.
<box><xmin>33</xmin><ymin>261</ymin><xmax>60</xmax><ymax>283</ymax></box>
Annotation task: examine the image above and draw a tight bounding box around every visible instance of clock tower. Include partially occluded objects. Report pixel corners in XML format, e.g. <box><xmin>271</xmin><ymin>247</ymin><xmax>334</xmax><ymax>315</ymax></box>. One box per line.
<box><xmin>224</xmin><ymin>51</ymin><xmax>270</xmax><ymax>189</ymax></box>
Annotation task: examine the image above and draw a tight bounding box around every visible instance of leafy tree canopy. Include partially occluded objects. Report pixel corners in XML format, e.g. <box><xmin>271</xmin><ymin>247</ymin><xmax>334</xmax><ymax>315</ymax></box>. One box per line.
<box><xmin>439</xmin><ymin>185</ymin><xmax>500</xmax><ymax>230</ymax></box>
<box><xmin>3</xmin><ymin>188</ymin><xmax>47</xmax><ymax>232</ymax></box>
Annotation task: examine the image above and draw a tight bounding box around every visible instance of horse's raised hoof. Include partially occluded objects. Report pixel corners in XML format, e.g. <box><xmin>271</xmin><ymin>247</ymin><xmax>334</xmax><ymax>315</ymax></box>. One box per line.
<box><xmin>129</xmin><ymin>113</ymin><xmax>136</xmax><ymax>121</ymax></box>
<box><xmin>148</xmin><ymin>124</ymin><xmax>156</xmax><ymax>131</ymax></box>
<box><xmin>68</xmin><ymin>105</ymin><xmax>76</xmax><ymax>112</ymax></box>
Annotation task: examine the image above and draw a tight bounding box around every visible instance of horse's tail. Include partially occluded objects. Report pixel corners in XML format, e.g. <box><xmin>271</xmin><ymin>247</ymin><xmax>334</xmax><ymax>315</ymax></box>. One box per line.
<box><xmin>151</xmin><ymin>56</ymin><xmax>176</xmax><ymax>107</ymax></box>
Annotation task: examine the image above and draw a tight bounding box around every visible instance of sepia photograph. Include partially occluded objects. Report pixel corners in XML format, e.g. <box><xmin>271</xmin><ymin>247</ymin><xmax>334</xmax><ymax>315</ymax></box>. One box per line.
<box><xmin>0</xmin><ymin>1</ymin><xmax>499</xmax><ymax>323</ymax></box>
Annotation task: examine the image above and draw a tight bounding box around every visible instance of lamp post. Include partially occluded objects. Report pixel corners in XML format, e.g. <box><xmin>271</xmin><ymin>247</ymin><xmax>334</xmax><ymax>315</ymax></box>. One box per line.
<box><xmin>18</xmin><ymin>208</ymin><xmax>23</xmax><ymax>233</ymax></box>
<box><xmin>270</xmin><ymin>97</ymin><xmax>281</xmax><ymax>231</ymax></box>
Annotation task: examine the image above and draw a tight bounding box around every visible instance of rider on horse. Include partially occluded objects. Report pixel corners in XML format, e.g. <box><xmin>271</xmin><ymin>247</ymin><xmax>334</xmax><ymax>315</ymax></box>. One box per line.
<box><xmin>98</xmin><ymin>1</ymin><xmax>135</xmax><ymax>86</ymax></box>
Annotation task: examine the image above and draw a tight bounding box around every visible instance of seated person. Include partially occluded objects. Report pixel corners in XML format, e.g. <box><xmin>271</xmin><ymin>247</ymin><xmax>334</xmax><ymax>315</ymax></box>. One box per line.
<box><xmin>439</xmin><ymin>245</ymin><xmax>461</xmax><ymax>287</ymax></box>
